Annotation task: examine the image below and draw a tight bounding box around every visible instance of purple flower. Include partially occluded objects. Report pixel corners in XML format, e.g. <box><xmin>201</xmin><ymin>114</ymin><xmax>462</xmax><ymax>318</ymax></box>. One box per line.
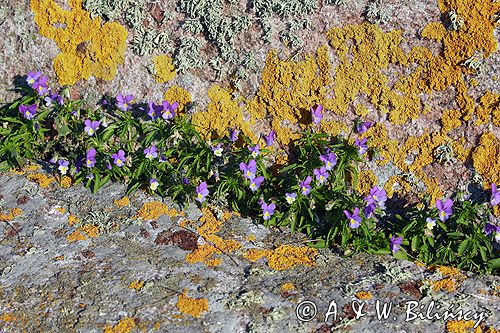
<box><xmin>264</xmin><ymin>130</ymin><xmax>275</xmax><ymax>146</ymax></box>
<box><xmin>116</xmin><ymin>94</ymin><xmax>133</xmax><ymax>111</ymax></box>
<box><xmin>249</xmin><ymin>176</ymin><xmax>264</xmax><ymax>192</ymax></box>
<box><xmin>148</xmin><ymin>101</ymin><xmax>163</xmax><ymax>119</ymax></box>
<box><xmin>249</xmin><ymin>145</ymin><xmax>260</xmax><ymax>158</ymax></box>
<box><xmin>484</xmin><ymin>223</ymin><xmax>499</xmax><ymax>236</ymax></box>
<box><xmin>344</xmin><ymin>207</ymin><xmax>362</xmax><ymax>228</ymax></box>
<box><xmin>300</xmin><ymin>176</ymin><xmax>312</xmax><ymax>196</ymax></box>
<box><xmin>285</xmin><ymin>192</ymin><xmax>297</xmax><ymax>204</ymax></box>
<box><xmin>162</xmin><ymin>101</ymin><xmax>178</xmax><ymax>120</ymax></box>
<box><xmin>239</xmin><ymin>160</ymin><xmax>257</xmax><ymax>180</ymax></box>
<box><xmin>311</xmin><ymin>104</ymin><xmax>323</xmax><ymax>124</ymax></box>
<box><xmin>229</xmin><ymin>128</ymin><xmax>239</xmax><ymax>142</ymax></box>
<box><xmin>58</xmin><ymin>160</ymin><xmax>69</xmax><ymax>175</ymax></box>
<box><xmin>19</xmin><ymin>104</ymin><xmax>37</xmax><ymax>120</ymax></box>
<box><xmin>144</xmin><ymin>145</ymin><xmax>158</xmax><ymax>160</ymax></box>
<box><xmin>182</xmin><ymin>177</ymin><xmax>190</xmax><ymax>185</ymax></box>
<box><xmin>491</xmin><ymin>183</ymin><xmax>500</xmax><ymax>206</ymax></box>
<box><xmin>261</xmin><ymin>202</ymin><xmax>276</xmax><ymax>220</ymax></box>
<box><xmin>26</xmin><ymin>71</ymin><xmax>41</xmax><ymax>85</ymax></box>
<box><xmin>196</xmin><ymin>181</ymin><xmax>209</xmax><ymax>203</ymax></box>
<box><xmin>355</xmin><ymin>138</ymin><xmax>368</xmax><ymax>155</ymax></box>
<box><xmin>212</xmin><ymin>143</ymin><xmax>223</xmax><ymax>157</ymax></box>
<box><xmin>390</xmin><ymin>236</ymin><xmax>403</xmax><ymax>253</ymax></box>
<box><xmin>32</xmin><ymin>76</ymin><xmax>48</xmax><ymax>95</ymax></box>
<box><xmin>365</xmin><ymin>186</ymin><xmax>387</xmax><ymax>208</ymax></box>
<box><xmin>86</xmin><ymin>148</ymin><xmax>97</xmax><ymax>168</ymax></box>
<box><xmin>150</xmin><ymin>178</ymin><xmax>159</xmax><ymax>191</ymax></box>
<box><xmin>84</xmin><ymin>119</ymin><xmax>100</xmax><ymax>136</ymax></box>
<box><xmin>319</xmin><ymin>152</ymin><xmax>337</xmax><ymax>171</ymax></box>
<box><xmin>44</xmin><ymin>91</ymin><xmax>63</xmax><ymax>107</ymax></box>
<box><xmin>313</xmin><ymin>166</ymin><xmax>329</xmax><ymax>185</ymax></box>
<box><xmin>356</xmin><ymin>121</ymin><xmax>373</xmax><ymax>134</ymax></box>
<box><xmin>112</xmin><ymin>150</ymin><xmax>126</xmax><ymax>167</ymax></box>
<box><xmin>106</xmin><ymin>162</ymin><xmax>112</xmax><ymax>170</ymax></box>
<box><xmin>364</xmin><ymin>203</ymin><xmax>376</xmax><ymax>218</ymax></box>
<box><xmin>436</xmin><ymin>198</ymin><xmax>453</xmax><ymax>221</ymax></box>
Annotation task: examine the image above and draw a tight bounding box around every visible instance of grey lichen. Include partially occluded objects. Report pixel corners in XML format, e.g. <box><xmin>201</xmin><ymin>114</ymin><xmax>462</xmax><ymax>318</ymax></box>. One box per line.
<box><xmin>462</xmin><ymin>54</ymin><xmax>484</xmax><ymax>75</ymax></box>
<box><xmin>365</xmin><ymin>0</ymin><xmax>391</xmax><ymax>25</ymax></box>
<box><xmin>444</xmin><ymin>10</ymin><xmax>464</xmax><ymax>31</ymax></box>
<box><xmin>434</xmin><ymin>141</ymin><xmax>457</xmax><ymax>167</ymax></box>
<box><xmin>325</xmin><ymin>0</ymin><xmax>350</xmax><ymax>5</ymax></box>
<box><xmin>174</xmin><ymin>36</ymin><xmax>205</xmax><ymax>73</ymax></box>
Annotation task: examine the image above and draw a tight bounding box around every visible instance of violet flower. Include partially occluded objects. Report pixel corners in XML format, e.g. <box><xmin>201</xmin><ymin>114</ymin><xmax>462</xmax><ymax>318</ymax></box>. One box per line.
<box><xmin>58</xmin><ymin>160</ymin><xmax>69</xmax><ymax>175</ymax></box>
<box><xmin>313</xmin><ymin>166</ymin><xmax>329</xmax><ymax>185</ymax></box>
<box><xmin>344</xmin><ymin>207</ymin><xmax>362</xmax><ymax>229</ymax></box>
<box><xmin>491</xmin><ymin>183</ymin><xmax>500</xmax><ymax>206</ymax></box>
<box><xmin>390</xmin><ymin>236</ymin><xmax>403</xmax><ymax>253</ymax></box>
<box><xmin>112</xmin><ymin>150</ymin><xmax>126</xmax><ymax>167</ymax></box>
<box><xmin>436</xmin><ymin>198</ymin><xmax>453</xmax><ymax>221</ymax></box>
<box><xmin>32</xmin><ymin>76</ymin><xmax>48</xmax><ymax>95</ymax></box>
<box><xmin>19</xmin><ymin>104</ymin><xmax>37</xmax><ymax>120</ymax></box>
<box><xmin>162</xmin><ymin>101</ymin><xmax>178</xmax><ymax>120</ymax></box>
<box><xmin>116</xmin><ymin>94</ymin><xmax>133</xmax><ymax>111</ymax></box>
<box><xmin>212</xmin><ymin>143</ymin><xmax>223</xmax><ymax>157</ymax></box>
<box><xmin>196</xmin><ymin>181</ymin><xmax>209</xmax><ymax>203</ymax></box>
<box><xmin>144</xmin><ymin>145</ymin><xmax>158</xmax><ymax>160</ymax></box>
<box><xmin>356</xmin><ymin>121</ymin><xmax>373</xmax><ymax>134</ymax></box>
<box><xmin>365</xmin><ymin>186</ymin><xmax>387</xmax><ymax>208</ymax></box>
<box><xmin>249</xmin><ymin>145</ymin><xmax>260</xmax><ymax>158</ymax></box>
<box><xmin>320</xmin><ymin>152</ymin><xmax>337</xmax><ymax>171</ymax></box>
<box><xmin>484</xmin><ymin>222</ymin><xmax>499</xmax><ymax>236</ymax></box>
<box><xmin>229</xmin><ymin>128</ymin><xmax>239</xmax><ymax>142</ymax></box>
<box><xmin>261</xmin><ymin>202</ymin><xmax>276</xmax><ymax>221</ymax></box>
<box><xmin>86</xmin><ymin>148</ymin><xmax>97</xmax><ymax>168</ymax></box>
<box><xmin>84</xmin><ymin>119</ymin><xmax>100</xmax><ymax>136</ymax></box>
<box><xmin>182</xmin><ymin>177</ymin><xmax>190</xmax><ymax>185</ymax></box>
<box><xmin>148</xmin><ymin>101</ymin><xmax>163</xmax><ymax>120</ymax></box>
<box><xmin>285</xmin><ymin>192</ymin><xmax>297</xmax><ymax>204</ymax></box>
<box><xmin>239</xmin><ymin>160</ymin><xmax>257</xmax><ymax>180</ymax></box>
<box><xmin>355</xmin><ymin>138</ymin><xmax>368</xmax><ymax>155</ymax></box>
<box><xmin>26</xmin><ymin>71</ymin><xmax>41</xmax><ymax>85</ymax></box>
<box><xmin>150</xmin><ymin>178</ymin><xmax>159</xmax><ymax>191</ymax></box>
<box><xmin>264</xmin><ymin>130</ymin><xmax>275</xmax><ymax>146</ymax></box>
<box><xmin>311</xmin><ymin>104</ymin><xmax>323</xmax><ymax>124</ymax></box>
<box><xmin>300</xmin><ymin>176</ymin><xmax>312</xmax><ymax>196</ymax></box>
<box><xmin>364</xmin><ymin>203</ymin><xmax>376</xmax><ymax>218</ymax></box>
<box><xmin>249</xmin><ymin>176</ymin><xmax>264</xmax><ymax>192</ymax></box>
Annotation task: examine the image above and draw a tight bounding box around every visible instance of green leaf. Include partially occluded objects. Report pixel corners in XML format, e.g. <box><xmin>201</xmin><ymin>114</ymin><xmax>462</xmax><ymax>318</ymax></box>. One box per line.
<box><xmin>373</xmin><ymin>248</ymin><xmax>391</xmax><ymax>255</ymax></box>
<box><xmin>458</xmin><ymin>239</ymin><xmax>469</xmax><ymax>256</ymax></box>
<box><xmin>487</xmin><ymin>258</ymin><xmax>500</xmax><ymax>270</ymax></box>
<box><xmin>393</xmin><ymin>249</ymin><xmax>409</xmax><ymax>260</ymax></box>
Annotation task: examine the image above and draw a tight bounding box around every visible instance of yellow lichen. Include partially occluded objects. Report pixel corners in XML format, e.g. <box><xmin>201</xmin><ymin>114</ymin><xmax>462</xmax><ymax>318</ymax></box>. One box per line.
<box><xmin>26</xmin><ymin>173</ymin><xmax>54</xmax><ymax>188</ymax></box>
<box><xmin>53</xmin><ymin>255</ymin><xmax>64</xmax><ymax>261</ymax></box>
<box><xmin>176</xmin><ymin>289</ymin><xmax>208</xmax><ymax>318</ymax></box>
<box><xmin>114</xmin><ymin>197</ymin><xmax>130</xmax><ymax>208</ymax></box>
<box><xmin>355</xmin><ymin>291</ymin><xmax>373</xmax><ymax>300</ymax></box>
<box><xmin>445</xmin><ymin>320</ymin><xmax>482</xmax><ymax>333</ymax></box>
<box><xmin>59</xmin><ymin>175</ymin><xmax>73</xmax><ymax>188</ymax></box>
<box><xmin>164</xmin><ymin>86</ymin><xmax>192</xmax><ymax>112</ymax></box>
<box><xmin>128</xmin><ymin>280</ymin><xmax>144</xmax><ymax>291</ymax></box>
<box><xmin>67</xmin><ymin>214</ymin><xmax>80</xmax><ymax>226</ymax></box>
<box><xmin>135</xmin><ymin>201</ymin><xmax>184</xmax><ymax>221</ymax></box>
<box><xmin>153</xmin><ymin>54</ymin><xmax>176</xmax><ymax>83</ymax></box>
<box><xmin>66</xmin><ymin>230</ymin><xmax>87</xmax><ymax>243</ymax></box>
<box><xmin>245</xmin><ymin>245</ymin><xmax>318</xmax><ymax>271</ymax></box>
<box><xmin>356</xmin><ymin>170</ymin><xmax>378</xmax><ymax>196</ymax></box>
<box><xmin>244</xmin><ymin>248</ymin><xmax>270</xmax><ymax>262</ymax></box>
<box><xmin>55</xmin><ymin>207</ymin><xmax>66</xmax><ymax>214</ymax></box>
<box><xmin>441</xmin><ymin>109</ymin><xmax>462</xmax><ymax>133</ymax></box>
<box><xmin>0</xmin><ymin>208</ymin><xmax>23</xmax><ymax>222</ymax></box>
<box><xmin>30</xmin><ymin>0</ymin><xmax>128</xmax><ymax>85</ymax></box>
<box><xmin>81</xmin><ymin>224</ymin><xmax>100</xmax><ymax>238</ymax></box>
<box><xmin>0</xmin><ymin>313</ymin><xmax>16</xmax><ymax>322</ymax></box>
<box><xmin>280</xmin><ymin>283</ymin><xmax>295</xmax><ymax>292</ymax></box>
<box><xmin>103</xmin><ymin>317</ymin><xmax>136</xmax><ymax>333</ymax></box>
<box><xmin>431</xmin><ymin>278</ymin><xmax>458</xmax><ymax>292</ymax></box>
<box><xmin>475</xmin><ymin>91</ymin><xmax>499</xmax><ymax>126</ymax></box>
<box><xmin>472</xmin><ymin>132</ymin><xmax>500</xmax><ymax>188</ymax></box>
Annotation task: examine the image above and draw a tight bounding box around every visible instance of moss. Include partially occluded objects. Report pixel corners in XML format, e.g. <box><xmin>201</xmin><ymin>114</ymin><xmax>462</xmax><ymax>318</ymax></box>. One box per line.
<box><xmin>164</xmin><ymin>86</ymin><xmax>192</xmax><ymax>113</ymax></box>
<box><xmin>30</xmin><ymin>0</ymin><xmax>128</xmax><ymax>85</ymax></box>
<box><xmin>103</xmin><ymin>317</ymin><xmax>136</xmax><ymax>333</ymax></box>
<box><xmin>153</xmin><ymin>55</ymin><xmax>176</xmax><ymax>83</ymax></box>
<box><xmin>176</xmin><ymin>289</ymin><xmax>208</xmax><ymax>318</ymax></box>
<box><xmin>472</xmin><ymin>132</ymin><xmax>500</xmax><ymax>188</ymax></box>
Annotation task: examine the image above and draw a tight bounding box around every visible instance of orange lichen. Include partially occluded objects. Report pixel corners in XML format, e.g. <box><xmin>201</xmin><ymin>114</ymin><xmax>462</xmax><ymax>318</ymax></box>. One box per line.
<box><xmin>66</xmin><ymin>224</ymin><xmax>99</xmax><ymax>242</ymax></box>
<box><xmin>355</xmin><ymin>291</ymin><xmax>373</xmax><ymax>300</ymax></box>
<box><xmin>128</xmin><ymin>280</ymin><xmax>145</xmax><ymax>291</ymax></box>
<box><xmin>153</xmin><ymin>54</ymin><xmax>176</xmax><ymax>83</ymax></box>
<box><xmin>53</xmin><ymin>255</ymin><xmax>64</xmax><ymax>261</ymax></box>
<box><xmin>81</xmin><ymin>224</ymin><xmax>100</xmax><ymax>237</ymax></box>
<box><xmin>475</xmin><ymin>91</ymin><xmax>500</xmax><ymax>126</ymax></box>
<box><xmin>445</xmin><ymin>320</ymin><xmax>482</xmax><ymax>333</ymax></box>
<box><xmin>471</xmin><ymin>132</ymin><xmax>500</xmax><ymax>188</ymax></box>
<box><xmin>66</xmin><ymin>230</ymin><xmax>87</xmax><ymax>243</ymax></box>
<box><xmin>360</xmin><ymin>124</ymin><xmax>399</xmax><ymax>166</ymax></box>
<box><xmin>55</xmin><ymin>207</ymin><xmax>66</xmax><ymax>214</ymax></box>
<box><xmin>0</xmin><ymin>313</ymin><xmax>16</xmax><ymax>322</ymax></box>
<box><xmin>384</xmin><ymin>176</ymin><xmax>412</xmax><ymax>199</ymax></box>
<box><xmin>431</xmin><ymin>278</ymin><xmax>458</xmax><ymax>292</ymax></box>
<box><xmin>245</xmin><ymin>245</ymin><xmax>318</xmax><ymax>271</ymax></box>
<box><xmin>59</xmin><ymin>175</ymin><xmax>73</xmax><ymax>188</ymax></box>
<box><xmin>176</xmin><ymin>289</ymin><xmax>208</xmax><ymax>318</ymax></box>
<box><xmin>441</xmin><ymin>109</ymin><xmax>462</xmax><ymax>133</ymax></box>
<box><xmin>135</xmin><ymin>201</ymin><xmax>184</xmax><ymax>221</ymax></box>
<box><xmin>164</xmin><ymin>86</ymin><xmax>192</xmax><ymax>113</ymax></box>
<box><xmin>30</xmin><ymin>0</ymin><xmax>128</xmax><ymax>85</ymax></box>
<box><xmin>430</xmin><ymin>265</ymin><xmax>466</xmax><ymax>279</ymax></box>
<box><xmin>0</xmin><ymin>208</ymin><xmax>23</xmax><ymax>222</ymax></box>
<box><xmin>281</xmin><ymin>283</ymin><xmax>295</xmax><ymax>292</ymax></box>
<box><xmin>103</xmin><ymin>317</ymin><xmax>136</xmax><ymax>333</ymax></box>
<box><xmin>26</xmin><ymin>173</ymin><xmax>54</xmax><ymax>188</ymax></box>
<box><xmin>114</xmin><ymin>197</ymin><xmax>130</xmax><ymax>208</ymax></box>
<box><xmin>244</xmin><ymin>248</ymin><xmax>270</xmax><ymax>262</ymax></box>
<box><xmin>356</xmin><ymin>170</ymin><xmax>378</xmax><ymax>196</ymax></box>
<box><xmin>67</xmin><ymin>214</ymin><xmax>80</xmax><ymax>226</ymax></box>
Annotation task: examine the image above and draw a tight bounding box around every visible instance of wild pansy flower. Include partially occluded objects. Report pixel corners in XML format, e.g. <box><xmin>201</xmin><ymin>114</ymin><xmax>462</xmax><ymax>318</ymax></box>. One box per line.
<box><xmin>196</xmin><ymin>181</ymin><xmax>209</xmax><ymax>203</ymax></box>
<box><xmin>264</xmin><ymin>130</ymin><xmax>275</xmax><ymax>146</ymax></box>
<box><xmin>343</xmin><ymin>207</ymin><xmax>362</xmax><ymax>229</ymax></box>
<box><xmin>491</xmin><ymin>183</ymin><xmax>500</xmax><ymax>206</ymax></box>
<box><xmin>313</xmin><ymin>166</ymin><xmax>329</xmax><ymax>185</ymax></box>
<box><xmin>249</xmin><ymin>176</ymin><xmax>264</xmax><ymax>192</ymax></box>
<box><xmin>150</xmin><ymin>178</ymin><xmax>159</xmax><ymax>191</ymax></box>
<box><xmin>26</xmin><ymin>71</ymin><xmax>41</xmax><ymax>85</ymax></box>
<box><xmin>182</xmin><ymin>177</ymin><xmax>190</xmax><ymax>185</ymax></box>
<box><xmin>261</xmin><ymin>202</ymin><xmax>276</xmax><ymax>221</ymax></box>
<box><xmin>44</xmin><ymin>91</ymin><xmax>63</xmax><ymax>107</ymax></box>
<box><xmin>239</xmin><ymin>160</ymin><xmax>257</xmax><ymax>180</ymax></box>
<box><xmin>436</xmin><ymin>198</ymin><xmax>453</xmax><ymax>221</ymax></box>
<box><xmin>84</xmin><ymin>119</ymin><xmax>100</xmax><ymax>136</ymax></box>
<box><xmin>58</xmin><ymin>160</ymin><xmax>69</xmax><ymax>175</ymax></box>
<box><xmin>300</xmin><ymin>176</ymin><xmax>312</xmax><ymax>196</ymax></box>
<box><xmin>249</xmin><ymin>145</ymin><xmax>260</xmax><ymax>158</ymax></box>
<box><xmin>112</xmin><ymin>150</ymin><xmax>126</xmax><ymax>167</ymax></box>
<box><xmin>356</xmin><ymin>121</ymin><xmax>373</xmax><ymax>134</ymax></box>
<box><xmin>390</xmin><ymin>236</ymin><xmax>403</xmax><ymax>253</ymax></box>
<box><xmin>364</xmin><ymin>203</ymin><xmax>375</xmax><ymax>218</ymax></box>
<box><xmin>148</xmin><ymin>101</ymin><xmax>163</xmax><ymax>120</ymax></box>
<box><xmin>86</xmin><ymin>148</ymin><xmax>97</xmax><ymax>168</ymax></box>
<box><xmin>229</xmin><ymin>128</ymin><xmax>239</xmax><ymax>142</ymax></box>
<box><xmin>162</xmin><ymin>101</ymin><xmax>178</xmax><ymax>120</ymax></box>
<box><xmin>311</xmin><ymin>104</ymin><xmax>323</xmax><ymax>124</ymax></box>
<box><xmin>426</xmin><ymin>217</ymin><xmax>436</xmax><ymax>230</ymax></box>
<box><xmin>19</xmin><ymin>104</ymin><xmax>37</xmax><ymax>120</ymax></box>
<box><xmin>365</xmin><ymin>186</ymin><xmax>387</xmax><ymax>208</ymax></box>
<box><xmin>212</xmin><ymin>143</ymin><xmax>223</xmax><ymax>157</ymax></box>
<box><xmin>32</xmin><ymin>76</ymin><xmax>48</xmax><ymax>95</ymax></box>
<box><xmin>355</xmin><ymin>138</ymin><xmax>368</xmax><ymax>155</ymax></box>
<box><xmin>116</xmin><ymin>94</ymin><xmax>133</xmax><ymax>111</ymax></box>
<box><xmin>319</xmin><ymin>152</ymin><xmax>337</xmax><ymax>171</ymax></box>
<box><xmin>144</xmin><ymin>145</ymin><xmax>158</xmax><ymax>160</ymax></box>
<box><xmin>285</xmin><ymin>192</ymin><xmax>297</xmax><ymax>204</ymax></box>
